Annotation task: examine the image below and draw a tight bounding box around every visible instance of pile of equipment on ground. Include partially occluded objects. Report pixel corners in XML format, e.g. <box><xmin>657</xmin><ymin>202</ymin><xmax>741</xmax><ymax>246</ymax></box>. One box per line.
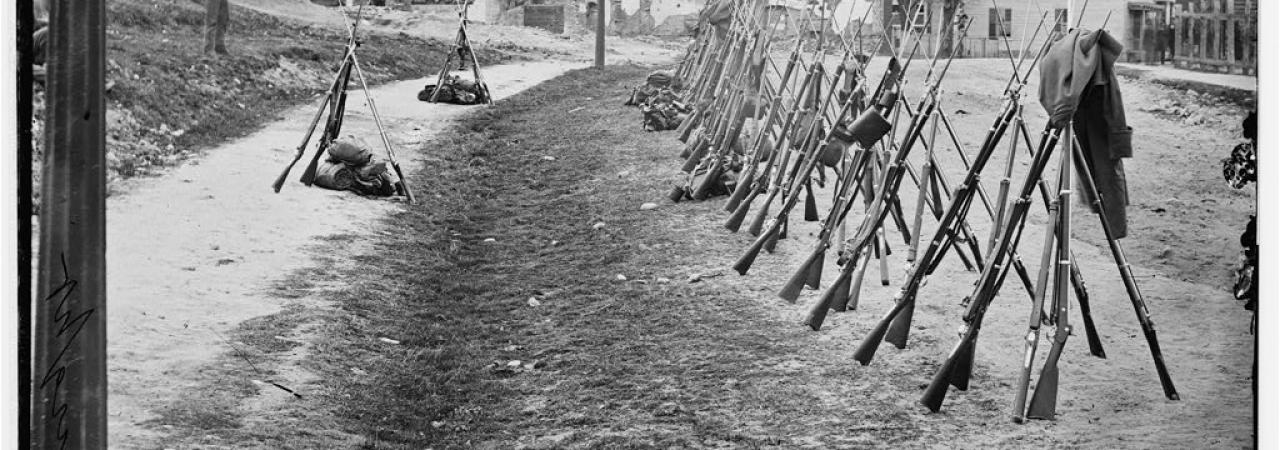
<box><xmin>421</xmin><ymin>0</ymin><xmax>491</xmax><ymax>106</ymax></box>
<box><xmin>311</xmin><ymin>137</ymin><xmax>402</xmax><ymax>196</ymax></box>
<box><xmin>624</xmin><ymin>69</ymin><xmax>692</xmax><ymax>132</ymax></box>
<box><xmin>419</xmin><ymin>71</ymin><xmax>489</xmax><ymax>105</ymax></box>
<box><xmin>272</xmin><ymin>1</ymin><xmax>414</xmax><ymax>203</ymax></box>
<box><xmin>656</xmin><ymin>0</ymin><xmax>1180</xmax><ymax>420</ymax></box>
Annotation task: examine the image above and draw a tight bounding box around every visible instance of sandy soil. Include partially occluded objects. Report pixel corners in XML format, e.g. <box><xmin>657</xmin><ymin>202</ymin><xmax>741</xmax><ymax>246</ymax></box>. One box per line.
<box><xmin>682</xmin><ymin>56</ymin><xmax>1255</xmax><ymax>447</ymax></box>
<box><xmin>104</xmin><ymin>60</ymin><xmax>589</xmax><ymax>448</ymax></box>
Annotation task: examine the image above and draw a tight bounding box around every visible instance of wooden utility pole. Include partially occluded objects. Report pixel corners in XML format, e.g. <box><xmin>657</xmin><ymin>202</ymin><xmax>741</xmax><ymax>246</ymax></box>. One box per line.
<box><xmin>31</xmin><ymin>0</ymin><xmax>108</xmax><ymax>448</ymax></box>
<box><xmin>17</xmin><ymin>0</ymin><xmax>35</xmax><ymax>447</ymax></box>
<box><xmin>593</xmin><ymin>0</ymin><xmax>604</xmax><ymax>67</ymax></box>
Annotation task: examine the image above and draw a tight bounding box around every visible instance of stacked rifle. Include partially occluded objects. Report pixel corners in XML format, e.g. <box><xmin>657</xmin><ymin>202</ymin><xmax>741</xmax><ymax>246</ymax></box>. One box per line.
<box><xmin>657</xmin><ymin>0</ymin><xmax>1179</xmax><ymax>418</ymax></box>
<box><xmin>273</xmin><ymin>0</ymin><xmax>414</xmax><ymax>203</ymax></box>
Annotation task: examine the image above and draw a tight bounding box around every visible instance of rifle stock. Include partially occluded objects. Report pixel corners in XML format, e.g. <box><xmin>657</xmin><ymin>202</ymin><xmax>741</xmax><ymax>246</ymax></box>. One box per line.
<box><xmin>828</xmin><ymin>259</ymin><xmax>854</xmax><ymax>312</ymax></box>
<box><xmin>1011</xmin><ymin>329</ymin><xmax>1038</xmax><ymax>423</ymax></box>
<box><xmin>724</xmin><ymin>186</ymin><xmax>759</xmax><ymax>231</ymax></box>
<box><xmin>724</xmin><ymin>175</ymin><xmax>752</xmax><ymax>211</ymax></box>
<box><xmin>803</xmin><ymin>264</ymin><xmax>852</xmax><ymax>330</ymax></box>
<box><xmin>677</xmin><ymin>108</ymin><xmax>702</xmax><ymax>142</ymax></box>
<box><xmin>883</xmin><ymin>296</ymin><xmax>915</xmax><ymax>349</ymax></box>
<box><xmin>806</xmin><ymin>249</ymin><xmax>824</xmax><ymax>288</ymax></box>
<box><xmin>803</xmin><ymin>181</ymin><xmax>819</xmax><ymax>221</ymax></box>
<box><xmin>778</xmin><ymin>244</ymin><xmax>825</xmax><ymax>302</ymax></box>
<box><xmin>691</xmin><ymin>165</ymin><xmax>723</xmax><ymax>200</ymax></box>
<box><xmin>301</xmin><ymin>80</ymin><xmax>350</xmax><ymax>186</ymax></box>
<box><xmin>734</xmin><ymin>218</ymin><xmax>779</xmax><ymax>275</ymax></box>
<box><xmin>764</xmin><ymin>218</ymin><xmax>784</xmax><ymax>251</ymax></box>
<box><xmin>920</xmin><ymin>324</ymin><xmax>978</xmax><ymax>412</ymax></box>
<box><xmin>273</xmin><ymin>93</ymin><xmax>331</xmax><ymax>192</ymax></box>
<box><xmin>299</xmin><ymin>136</ymin><xmax>332</xmax><ymax>186</ymax></box>
<box><xmin>846</xmin><ymin>250</ymin><xmax>871</xmax><ymax>310</ymax></box>
<box><xmin>949</xmin><ymin>326</ymin><xmax>978</xmax><ymax>390</ymax></box>
<box><xmin>1026</xmin><ymin>325</ymin><xmax>1070</xmax><ymax>419</ymax></box>
<box><xmin>852</xmin><ymin>294</ymin><xmax>904</xmax><ymax>365</ymax></box>
<box><xmin>746</xmin><ymin>189</ymin><xmax>776</xmax><ymax>236</ymax></box>
<box><xmin>390</xmin><ymin>162</ymin><xmax>415</xmax><ymax>203</ymax></box>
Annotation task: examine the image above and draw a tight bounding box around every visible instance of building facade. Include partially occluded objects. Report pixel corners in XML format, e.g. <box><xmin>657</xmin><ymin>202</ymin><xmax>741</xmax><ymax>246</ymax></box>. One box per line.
<box><xmin>1169</xmin><ymin>0</ymin><xmax>1256</xmax><ymax>74</ymax></box>
<box><xmin>959</xmin><ymin>0</ymin><xmax>1170</xmax><ymax>61</ymax></box>
<box><xmin>851</xmin><ymin>0</ymin><xmax>1181</xmax><ymax>63</ymax></box>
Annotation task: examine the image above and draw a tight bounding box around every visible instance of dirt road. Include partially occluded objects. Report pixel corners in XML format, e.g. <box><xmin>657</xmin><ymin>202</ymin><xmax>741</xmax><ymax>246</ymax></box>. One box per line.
<box><xmin>105</xmin><ymin>60</ymin><xmax>590</xmax><ymax>448</ymax></box>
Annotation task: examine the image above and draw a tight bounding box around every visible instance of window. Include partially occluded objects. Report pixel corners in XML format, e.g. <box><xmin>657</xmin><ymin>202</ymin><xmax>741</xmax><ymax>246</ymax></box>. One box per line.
<box><xmin>911</xmin><ymin>3</ymin><xmax>930</xmax><ymax>32</ymax></box>
<box><xmin>1054</xmin><ymin>8</ymin><xmax>1068</xmax><ymax>34</ymax></box>
<box><xmin>988</xmin><ymin>8</ymin><xmax>1011</xmax><ymax>39</ymax></box>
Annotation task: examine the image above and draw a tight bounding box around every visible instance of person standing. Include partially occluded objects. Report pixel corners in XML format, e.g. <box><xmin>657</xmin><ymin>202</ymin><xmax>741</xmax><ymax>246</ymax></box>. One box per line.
<box><xmin>205</xmin><ymin>0</ymin><xmax>230</xmax><ymax>55</ymax></box>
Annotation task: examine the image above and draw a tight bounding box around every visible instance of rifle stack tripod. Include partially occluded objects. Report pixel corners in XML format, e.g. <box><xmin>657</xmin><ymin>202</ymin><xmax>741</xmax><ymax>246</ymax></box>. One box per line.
<box><xmin>663</xmin><ymin>0</ymin><xmax>1179</xmax><ymax>418</ymax></box>
<box><xmin>427</xmin><ymin>0</ymin><xmax>492</xmax><ymax>105</ymax></box>
<box><xmin>272</xmin><ymin>1</ymin><xmax>415</xmax><ymax>203</ymax></box>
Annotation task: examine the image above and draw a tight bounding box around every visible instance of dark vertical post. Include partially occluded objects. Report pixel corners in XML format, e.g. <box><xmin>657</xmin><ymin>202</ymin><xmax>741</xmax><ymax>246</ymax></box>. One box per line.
<box><xmin>32</xmin><ymin>0</ymin><xmax>108</xmax><ymax>448</ymax></box>
<box><xmin>17</xmin><ymin>0</ymin><xmax>35</xmax><ymax>447</ymax></box>
<box><xmin>595</xmin><ymin>0</ymin><xmax>606</xmax><ymax>67</ymax></box>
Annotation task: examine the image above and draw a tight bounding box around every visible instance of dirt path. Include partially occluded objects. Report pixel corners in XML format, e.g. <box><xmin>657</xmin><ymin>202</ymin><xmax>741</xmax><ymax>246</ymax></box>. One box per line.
<box><xmin>105</xmin><ymin>60</ymin><xmax>589</xmax><ymax>448</ymax></box>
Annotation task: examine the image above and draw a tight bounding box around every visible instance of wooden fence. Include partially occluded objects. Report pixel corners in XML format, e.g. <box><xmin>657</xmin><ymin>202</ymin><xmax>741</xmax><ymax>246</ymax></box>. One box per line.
<box><xmin>1172</xmin><ymin>0</ymin><xmax>1256</xmax><ymax>74</ymax></box>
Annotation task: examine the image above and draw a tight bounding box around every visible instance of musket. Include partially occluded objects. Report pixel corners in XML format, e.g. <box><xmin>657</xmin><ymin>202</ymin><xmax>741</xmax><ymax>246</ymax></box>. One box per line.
<box><xmin>689</xmin><ymin>12</ymin><xmax>782</xmax><ymax>195</ymax></box>
<box><xmin>767</xmin><ymin>3</ymin><xmax>929</xmax><ymax>296</ymax></box>
<box><xmin>1011</xmin><ymin>141</ymin><xmax>1068</xmax><ymax>422</ymax></box>
<box><xmin>724</xmin><ymin>30</ymin><xmax>806</xmax><ymax>213</ymax></box>
<box><xmin>933</xmin><ymin>8</ymin><xmax>1137</xmax><ymax>416</ymax></box>
<box><xmin>907</xmin><ymin>96</ymin><xmax>941</xmax><ymax>262</ymax></box>
<box><xmin>351</xmin><ymin>53</ymin><xmax>416</xmax><ymax>203</ymax></box>
<box><xmin>732</xmin><ymin>54</ymin><xmax>861</xmax><ymax>276</ymax></box>
<box><xmin>1069</xmin><ymin>138</ymin><xmax>1179</xmax><ymax>400</ymax></box>
<box><xmin>738</xmin><ymin>43</ymin><xmax>832</xmax><ymax>236</ymax></box>
<box><xmin>779</xmin><ymin>44</ymin><xmax>894</xmax><ymax>304</ymax></box>
<box><xmin>272</xmin><ymin>85</ymin><xmax>335</xmax><ymax>192</ymax></box>
<box><xmin>1023</xmin><ymin>131</ymin><xmax>1075</xmax><ymax>420</ymax></box>
<box><xmin>941</xmin><ymin>14</ymin><xmax>1106</xmax><ymax>356</ymax></box>
<box><xmin>813</xmin><ymin>14</ymin><xmax>968</xmax><ymax>292</ymax></box>
<box><xmin>888</xmin><ymin>13</ymin><xmax>1089</xmax><ymax>350</ymax></box>
<box><xmin>299</xmin><ymin>0</ymin><xmax>366</xmax><ymax>187</ymax></box>
<box><xmin>919</xmin><ymin>124</ymin><xmax>1064</xmax><ymax>412</ymax></box>
<box><xmin>795</xmin><ymin>2</ymin><xmax>946</xmax><ymax>318</ymax></box>
<box><xmin>724</xmin><ymin>66</ymin><xmax>819</xmax><ymax>232</ymax></box>
<box><xmin>678</xmin><ymin>17</ymin><xmax>757</xmax><ymax>165</ymax></box>
<box><xmin>856</xmin><ymin>33</ymin><xmax>1008</xmax><ymax>348</ymax></box>
<box><xmin>792</xmin><ymin>125</ymin><xmax>880</xmax><ymax>322</ymax></box>
<box><xmin>744</xmin><ymin>16</ymin><xmax>908</xmax><ymax>241</ymax></box>
<box><xmin>852</xmin><ymin>25</ymin><xmax>1055</xmax><ymax>367</ymax></box>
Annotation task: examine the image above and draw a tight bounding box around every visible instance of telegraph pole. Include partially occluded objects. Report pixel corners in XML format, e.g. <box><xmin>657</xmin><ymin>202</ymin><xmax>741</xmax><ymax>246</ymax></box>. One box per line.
<box><xmin>595</xmin><ymin>0</ymin><xmax>606</xmax><ymax>67</ymax></box>
<box><xmin>17</xmin><ymin>0</ymin><xmax>35</xmax><ymax>446</ymax></box>
<box><xmin>32</xmin><ymin>0</ymin><xmax>109</xmax><ymax>448</ymax></box>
